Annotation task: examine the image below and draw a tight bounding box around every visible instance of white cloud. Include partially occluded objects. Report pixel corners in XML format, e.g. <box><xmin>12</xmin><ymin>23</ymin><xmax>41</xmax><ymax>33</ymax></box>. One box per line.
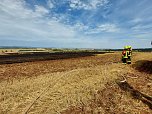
<box><xmin>90</xmin><ymin>0</ymin><xmax>109</xmax><ymax>9</ymax></box>
<box><xmin>131</xmin><ymin>18</ymin><xmax>142</xmax><ymax>23</ymax></box>
<box><xmin>0</xmin><ymin>0</ymin><xmax>50</xmax><ymax>19</ymax></box>
<box><xmin>0</xmin><ymin>0</ymin><xmax>77</xmax><ymax>42</ymax></box>
<box><xmin>131</xmin><ymin>24</ymin><xmax>152</xmax><ymax>32</ymax></box>
<box><xmin>98</xmin><ymin>24</ymin><xmax>119</xmax><ymax>32</ymax></box>
<box><xmin>69</xmin><ymin>0</ymin><xmax>109</xmax><ymax>10</ymax></box>
<box><xmin>34</xmin><ymin>5</ymin><xmax>49</xmax><ymax>16</ymax></box>
<box><xmin>85</xmin><ymin>24</ymin><xmax>119</xmax><ymax>34</ymax></box>
<box><xmin>72</xmin><ymin>22</ymin><xmax>89</xmax><ymax>31</ymax></box>
<box><xmin>47</xmin><ymin>0</ymin><xmax>54</xmax><ymax>9</ymax></box>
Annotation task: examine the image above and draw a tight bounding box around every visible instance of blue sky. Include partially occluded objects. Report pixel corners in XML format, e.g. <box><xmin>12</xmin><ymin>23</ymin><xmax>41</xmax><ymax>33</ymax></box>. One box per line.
<box><xmin>0</xmin><ymin>0</ymin><xmax>152</xmax><ymax>49</ymax></box>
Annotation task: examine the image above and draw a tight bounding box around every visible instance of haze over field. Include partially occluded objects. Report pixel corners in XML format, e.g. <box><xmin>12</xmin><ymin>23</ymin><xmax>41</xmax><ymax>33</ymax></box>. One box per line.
<box><xmin>0</xmin><ymin>0</ymin><xmax>152</xmax><ymax>48</ymax></box>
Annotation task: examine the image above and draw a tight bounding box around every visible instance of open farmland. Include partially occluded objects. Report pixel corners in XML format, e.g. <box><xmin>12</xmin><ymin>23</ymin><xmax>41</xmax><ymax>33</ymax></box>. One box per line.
<box><xmin>0</xmin><ymin>52</ymin><xmax>152</xmax><ymax>114</ymax></box>
<box><xmin>0</xmin><ymin>51</ymin><xmax>107</xmax><ymax>64</ymax></box>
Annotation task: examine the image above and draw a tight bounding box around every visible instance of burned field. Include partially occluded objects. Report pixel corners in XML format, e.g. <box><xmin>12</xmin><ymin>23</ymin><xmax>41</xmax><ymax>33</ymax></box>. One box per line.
<box><xmin>0</xmin><ymin>52</ymin><xmax>151</xmax><ymax>114</ymax></box>
<box><xmin>0</xmin><ymin>52</ymin><xmax>117</xmax><ymax>81</ymax></box>
<box><xmin>0</xmin><ymin>51</ymin><xmax>107</xmax><ymax>64</ymax></box>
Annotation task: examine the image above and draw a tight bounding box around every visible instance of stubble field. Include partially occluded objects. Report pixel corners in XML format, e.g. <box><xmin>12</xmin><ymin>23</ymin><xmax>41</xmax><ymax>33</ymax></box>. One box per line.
<box><xmin>0</xmin><ymin>52</ymin><xmax>151</xmax><ymax>114</ymax></box>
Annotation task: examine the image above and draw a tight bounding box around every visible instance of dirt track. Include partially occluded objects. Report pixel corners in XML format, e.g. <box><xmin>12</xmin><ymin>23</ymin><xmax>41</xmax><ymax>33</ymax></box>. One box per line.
<box><xmin>0</xmin><ymin>52</ymin><xmax>152</xmax><ymax>114</ymax></box>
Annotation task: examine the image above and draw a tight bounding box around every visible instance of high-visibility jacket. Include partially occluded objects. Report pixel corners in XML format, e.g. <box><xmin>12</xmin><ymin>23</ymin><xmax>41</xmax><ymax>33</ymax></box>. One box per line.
<box><xmin>122</xmin><ymin>50</ymin><xmax>128</xmax><ymax>58</ymax></box>
<box><xmin>128</xmin><ymin>51</ymin><xmax>131</xmax><ymax>56</ymax></box>
<box><xmin>127</xmin><ymin>46</ymin><xmax>132</xmax><ymax>57</ymax></box>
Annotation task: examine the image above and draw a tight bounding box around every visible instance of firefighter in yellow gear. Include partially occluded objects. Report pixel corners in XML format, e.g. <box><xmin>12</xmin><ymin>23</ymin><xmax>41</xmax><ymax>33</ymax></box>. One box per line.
<box><xmin>127</xmin><ymin>46</ymin><xmax>132</xmax><ymax>64</ymax></box>
<box><xmin>122</xmin><ymin>46</ymin><xmax>132</xmax><ymax>64</ymax></box>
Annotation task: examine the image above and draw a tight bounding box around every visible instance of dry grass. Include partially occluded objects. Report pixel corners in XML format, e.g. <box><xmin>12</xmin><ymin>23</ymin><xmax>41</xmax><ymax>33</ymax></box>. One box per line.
<box><xmin>0</xmin><ymin>62</ymin><xmax>124</xmax><ymax>114</ymax></box>
<box><xmin>0</xmin><ymin>52</ymin><xmax>151</xmax><ymax>114</ymax></box>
